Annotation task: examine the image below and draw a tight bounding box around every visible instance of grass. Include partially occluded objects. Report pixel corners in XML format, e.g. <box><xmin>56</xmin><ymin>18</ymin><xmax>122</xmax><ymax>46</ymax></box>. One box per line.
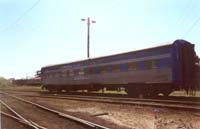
<box><xmin>0</xmin><ymin>85</ymin><xmax>43</xmax><ymax>91</ymax></box>
<box><xmin>170</xmin><ymin>90</ymin><xmax>200</xmax><ymax>97</ymax></box>
<box><xmin>78</xmin><ymin>89</ymin><xmax>200</xmax><ymax>97</ymax></box>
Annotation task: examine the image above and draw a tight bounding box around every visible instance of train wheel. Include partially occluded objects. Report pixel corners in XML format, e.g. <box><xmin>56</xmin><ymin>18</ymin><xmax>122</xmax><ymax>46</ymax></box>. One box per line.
<box><xmin>56</xmin><ymin>88</ymin><xmax>62</xmax><ymax>93</ymax></box>
<box><xmin>125</xmin><ymin>86</ymin><xmax>143</xmax><ymax>98</ymax></box>
<box><xmin>48</xmin><ymin>88</ymin><xmax>53</xmax><ymax>93</ymax></box>
<box><xmin>163</xmin><ymin>92</ymin><xmax>170</xmax><ymax>97</ymax></box>
<box><xmin>126</xmin><ymin>89</ymin><xmax>142</xmax><ymax>98</ymax></box>
<box><xmin>162</xmin><ymin>89</ymin><xmax>172</xmax><ymax>97</ymax></box>
<box><xmin>138</xmin><ymin>94</ymin><xmax>145</xmax><ymax>98</ymax></box>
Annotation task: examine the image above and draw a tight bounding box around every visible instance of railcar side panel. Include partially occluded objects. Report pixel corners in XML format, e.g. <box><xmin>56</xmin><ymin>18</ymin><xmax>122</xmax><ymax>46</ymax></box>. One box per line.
<box><xmin>41</xmin><ymin>39</ymin><xmax>199</xmax><ymax>95</ymax></box>
<box><xmin>42</xmin><ymin>45</ymin><xmax>173</xmax><ymax>86</ymax></box>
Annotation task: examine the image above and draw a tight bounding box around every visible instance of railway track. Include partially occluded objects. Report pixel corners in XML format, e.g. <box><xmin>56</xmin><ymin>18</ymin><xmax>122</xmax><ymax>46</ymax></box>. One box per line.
<box><xmin>0</xmin><ymin>92</ymin><xmax>110</xmax><ymax>129</ymax></box>
<box><xmin>1</xmin><ymin>111</ymin><xmax>43</xmax><ymax>129</ymax></box>
<box><xmin>0</xmin><ymin>99</ymin><xmax>47</xmax><ymax>129</ymax></box>
<box><xmin>3</xmin><ymin>89</ymin><xmax>200</xmax><ymax>102</ymax></box>
<box><xmin>17</xmin><ymin>93</ymin><xmax>200</xmax><ymax>111</ymax></box>
<box><xmin>2</xmin><ymin>90</ymin><xmax>200</xmax><ymax>110</ymax></box>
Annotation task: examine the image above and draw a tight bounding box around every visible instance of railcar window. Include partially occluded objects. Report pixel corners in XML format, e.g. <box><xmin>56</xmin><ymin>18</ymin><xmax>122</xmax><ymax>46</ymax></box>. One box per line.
<box><xmin>55</xmin><ymin>72</ymin><xmax>59</xmax><ymax>78</ymax></box>
<box><xmin>58</xmin><ymin>72</ymin><xmax>62</xmax><ymax>77</ymax></box>
<box><xmin>86</xmin><ymin>67</ymin><xmax>95</xmax><ymax>74</ymax></box>
<box><xmin>144</xmin><ymin>60</ymin><xmax>156</xmax><ymax>69</ymax></box>
<box><xmin>78</xmin><ymin>68</ymin><xmax>84</xmax><ymax>75</ymax></box>
<box><xmin>112</xmin><ymin>64</ymin><xmax>120</xmax><ymax>72</ymax></box>
<box><xmin>69</xmin><ymin>69</ymin><xmax>74</xmax><ymax>76</ymax></box>
<box><xmin>62</xmin><ymin>70</ymin><xmax>67</xmax><ymax>77</ymax></box>
<box><xmin>128</xmin><ymin>62</ymin><xmax>137</xmax><ymax>70</ymax></box>
<box><xmin>52</xmin><ymin>73</ymin><xmax>56</xmax><ymax>78</ymax></box>
<box><xmin>100</xmin><ymin>66</ymin><xmax>106</xmax><ymax>73</ymax></box>
<box><xmin>88</xmin><ymin>67</ymin><xmax>94</xmax><ymax>74</ymax></box>
<box><xmin>49</xmin><ymin>74</ymin><xmax>53</xmax><ymax>78</ymax></box>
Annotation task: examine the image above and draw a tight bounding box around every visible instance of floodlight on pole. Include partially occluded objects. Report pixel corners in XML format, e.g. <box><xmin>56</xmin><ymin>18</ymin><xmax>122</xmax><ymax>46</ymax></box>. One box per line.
<box><xmin>81</xmin><ymin>17</ymin><xmax>96</xmax><ymax>59</ymax></box>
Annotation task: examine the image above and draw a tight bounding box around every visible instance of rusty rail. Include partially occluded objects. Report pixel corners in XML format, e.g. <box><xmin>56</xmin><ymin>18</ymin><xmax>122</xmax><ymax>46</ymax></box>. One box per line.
<box><xmin>0</xmin><ymin>99</ymin><xmax>47</xmax><ymax>129</ymax></box>
<box><xmin>22</xmin><ymin>94</ymin><xmax>200</xmax><ymax>110</ymax></box>
<box><xmin>1</xmin><ymin>92</ymin><xmax>110</xmax><ymax>129</ymax></box>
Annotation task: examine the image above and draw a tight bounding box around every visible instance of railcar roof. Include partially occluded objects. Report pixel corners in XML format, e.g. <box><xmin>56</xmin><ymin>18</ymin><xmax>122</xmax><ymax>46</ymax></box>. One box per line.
<box><xmin>42</xmin><ymin>41</ymin><xmax>175</xmax><ymax>69</ymax></box>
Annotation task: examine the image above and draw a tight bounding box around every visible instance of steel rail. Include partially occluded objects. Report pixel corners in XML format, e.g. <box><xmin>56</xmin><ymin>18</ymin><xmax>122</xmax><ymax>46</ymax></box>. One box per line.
<box><xmin>39</xmin><ymin>94</ymin><xmax>200</xmax><ymax>105</ymax></box>
<box><xmin>0</xmin><ymin>100</ymin><xmax>47</xmax><ymax>129</ymax></box>
<box><xmin>0</xmin><ymin>111</ymin><xmax>38</xmax><ymax>128</ymax></box>
<box><xmin>4</xmin><ymin>90</ymin><xmax>200</xmax><ymax>110</ymax></box>
<box><xmin>3</xmin><ymin>89</ymin><xmax>200</xmax><ymax>103</ymax></box>
<box><xmin>2</xmin><ymin>92</ymin><xmax>110</xmax><ymax>129</ymax></box>
<box><xmin>5</xmin><ymin>89</ymin><xmax>200</xmax><ymax>104</ymax></box>
<box><xmin>1</xmin><ymin>111</ymin><xmax>47</xmax><ymax>129</ymax></box>
<box><xmin>21</xmin><ymin>94</ymin><xmax>200</xmax><ymax>110</ymax></box>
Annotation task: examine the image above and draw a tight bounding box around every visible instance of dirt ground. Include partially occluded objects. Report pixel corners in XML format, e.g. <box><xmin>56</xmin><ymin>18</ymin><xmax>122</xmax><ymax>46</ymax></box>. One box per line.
<box><xmin>23</xmin><ymin>96</ymin><xmax>200</xmax><ymax>129</ymax></box>
<box><xmin>0</xmin><ymin>95</ymin><xmax>88</xmax><ymax>129</ymax></box>
<box><xmin>0</xmin><ymin>116</ymin><xmax>30</xmax><ymax>129</ymax></box>
<box><xmin>2</xmin><ymin>91</ymin><xmax>200</xmax><ymax>129</ymax></box>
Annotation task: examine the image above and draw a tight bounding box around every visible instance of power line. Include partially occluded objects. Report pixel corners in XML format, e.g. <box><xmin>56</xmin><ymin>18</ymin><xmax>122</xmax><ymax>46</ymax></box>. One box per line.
<box><xmin>176</xmin><ymin>0</ymin><xmax>193</xmax><ymax>26</ymax></box>
<box><xmin>182</xmin><ymin>15</ymin><xmax>200</xmax><ymax>38</ymax></box>
<box><xmin>0</xmin><ymin>0</ymin><xmax>41</xmax><ymax>32</ymax></box>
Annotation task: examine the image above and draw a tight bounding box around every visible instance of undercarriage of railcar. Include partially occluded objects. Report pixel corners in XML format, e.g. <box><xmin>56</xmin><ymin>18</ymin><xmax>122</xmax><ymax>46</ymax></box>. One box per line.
<box><xmin>42</xmin><ymin>83</ymin><xmax>175</xmax><ymax>98</ymax></box>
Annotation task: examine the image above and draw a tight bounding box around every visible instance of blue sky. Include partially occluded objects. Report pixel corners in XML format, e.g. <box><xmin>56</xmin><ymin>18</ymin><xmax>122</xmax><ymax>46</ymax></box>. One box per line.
<box><xmin>0</xmin><ymin>0</ymin><xmax>200</xmax><ymax>79</ymax></box>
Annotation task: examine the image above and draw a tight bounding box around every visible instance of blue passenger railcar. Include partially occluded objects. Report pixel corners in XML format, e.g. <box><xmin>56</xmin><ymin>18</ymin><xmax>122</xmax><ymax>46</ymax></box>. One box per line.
<box><xmin>41</xmin><ymin>39</ymin><xmax>199</xmax><ymax>97</ymax></box>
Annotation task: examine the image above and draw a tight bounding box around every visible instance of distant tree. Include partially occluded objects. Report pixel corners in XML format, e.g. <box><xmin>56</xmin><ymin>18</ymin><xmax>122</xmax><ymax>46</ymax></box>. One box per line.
<box><xmin>0</xmin><ymin>77</ymin><xmax>12</xmax><ymax>86</ymax></box>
